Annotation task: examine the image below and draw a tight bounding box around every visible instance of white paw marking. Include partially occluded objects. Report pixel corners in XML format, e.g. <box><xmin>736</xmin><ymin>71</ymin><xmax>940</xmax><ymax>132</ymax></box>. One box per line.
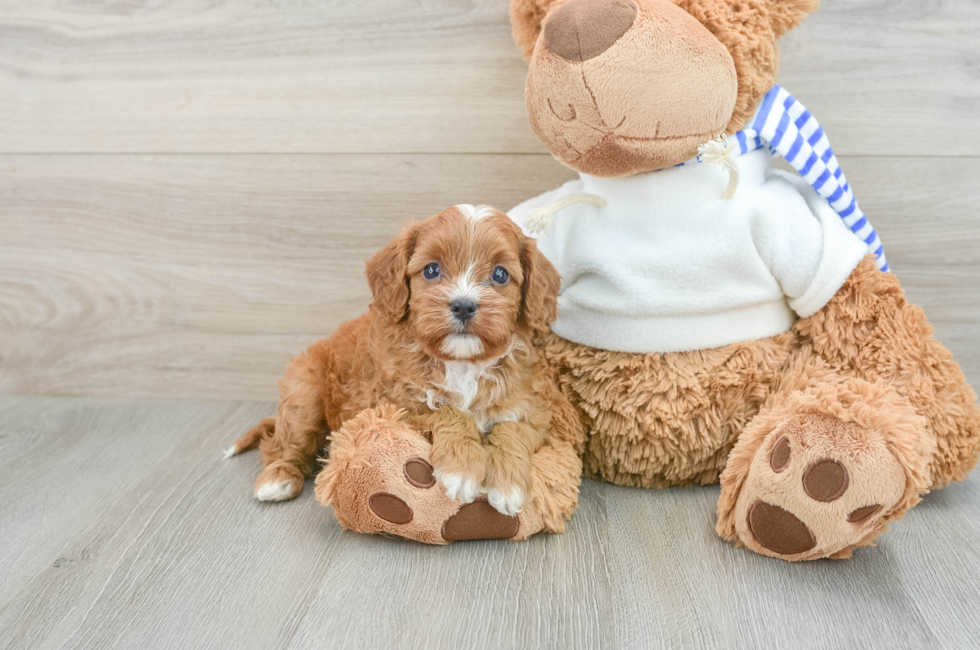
<box><xmin>223</xmin><ymin>445</ymin><xmax>238</xmax><ymax>460</ymax></box>
<box><xmin>255</xmin><ymin>480</ymin><xmax>295</xmax><ymax>502</ymax></box>
<box><xmin>435</xmin><ymin>471</ymin><xmax>481</xmax><ymax>504</ymax></box>
<box><xmin>487</xmin><ymin>487</ymin><xmax>524</xmax><ymax>516</ymax></box>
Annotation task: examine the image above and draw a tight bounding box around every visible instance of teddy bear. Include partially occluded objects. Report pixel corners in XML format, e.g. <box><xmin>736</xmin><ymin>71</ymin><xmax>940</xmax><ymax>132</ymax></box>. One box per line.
<box><xmin>505</xmin><ymin>0</ymin><xmax>980</xmax><ymax>560</ymax></box>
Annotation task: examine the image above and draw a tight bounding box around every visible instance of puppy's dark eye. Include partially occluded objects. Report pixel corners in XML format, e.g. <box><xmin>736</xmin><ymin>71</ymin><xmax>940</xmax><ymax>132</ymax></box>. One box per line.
<box><xmin>423</xmin><ymin>262</ymin><xmax>441</xmax><ymax>280</ymax></box>
<box><xmin>491</xmin><ymin>266</ymin><xmax>509</xmax><ymax>285</ymax></box>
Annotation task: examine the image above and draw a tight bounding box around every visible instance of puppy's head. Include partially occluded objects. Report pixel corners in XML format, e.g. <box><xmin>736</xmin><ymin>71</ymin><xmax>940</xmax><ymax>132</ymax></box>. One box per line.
<box><xmin>365</xmin><ymin>204</ymin><xmax>561</xmax><ymax>361</ymax></box>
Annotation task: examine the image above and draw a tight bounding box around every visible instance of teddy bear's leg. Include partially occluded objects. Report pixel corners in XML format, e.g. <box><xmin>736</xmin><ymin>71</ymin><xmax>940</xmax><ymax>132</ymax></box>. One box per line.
<box><xmin>797</xmin><ymin>255</ymin><xmax>980</xmax><ymax>487</ymax></box>
<box><xmin>314</xmin><ymin>404</ymin><xmax>582</xmax><ymax>544</ymax></box>
<box><xmin>716</xmin><ymin>373</ymin><xmax>934</xmax><ymax>560</ymax></box>
<box><xmin>718</xmin><ymin>257</ymin><xmax>980</xmax><ymax>560</ymax></box>
<box><xmin>534</xmin><ymin>329</ymin><xmax>793</xmax><ymax>488</ymax></box>
<box><xmin>717</xmin><ymin>257</ymin><xmax>980</xmax><ymax>560</ymax></box>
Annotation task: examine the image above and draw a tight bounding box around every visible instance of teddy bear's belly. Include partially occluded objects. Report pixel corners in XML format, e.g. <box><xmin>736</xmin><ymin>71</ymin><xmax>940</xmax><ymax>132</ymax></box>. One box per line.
<box><xmin>536</xmin><ymin>329</ymin><xmax>796</xmax><ymax>488</ymax></box>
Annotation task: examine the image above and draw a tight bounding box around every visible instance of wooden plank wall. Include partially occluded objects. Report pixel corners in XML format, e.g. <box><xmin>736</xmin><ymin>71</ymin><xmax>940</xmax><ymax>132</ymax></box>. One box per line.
<box><xmin>2</xmin><ymin>0</ymin><xmax>979</xmax><ymax>401</ymax></box>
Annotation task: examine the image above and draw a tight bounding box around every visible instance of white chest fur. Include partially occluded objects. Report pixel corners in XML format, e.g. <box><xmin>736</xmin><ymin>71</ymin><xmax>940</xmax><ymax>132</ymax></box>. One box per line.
<box><xmin>426</xmin><ymin>359</ymin><xmax>513</xmax><ymax>434</ymax></box>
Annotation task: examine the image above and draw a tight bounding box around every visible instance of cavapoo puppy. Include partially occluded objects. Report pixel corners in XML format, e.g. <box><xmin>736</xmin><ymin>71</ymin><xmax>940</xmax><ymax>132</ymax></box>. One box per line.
<box><xmin>228</xmin><ymin>204</ymin><xmax>564</xmax><ymax>516</ymax></box>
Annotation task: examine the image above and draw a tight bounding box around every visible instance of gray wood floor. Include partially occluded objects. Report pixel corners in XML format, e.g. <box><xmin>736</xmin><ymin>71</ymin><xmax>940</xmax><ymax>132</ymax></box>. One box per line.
<box><xmin>1</xmin><ymin>396</ymin><xmax>979</xmax><ymax>650</ymax></box>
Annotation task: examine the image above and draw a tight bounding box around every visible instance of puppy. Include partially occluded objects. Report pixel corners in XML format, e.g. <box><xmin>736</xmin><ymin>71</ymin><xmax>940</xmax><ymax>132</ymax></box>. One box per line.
<box><xmin>228</xmin><ymin>204</ymin><xmax>563</xmax><ymax>515</ymax></box>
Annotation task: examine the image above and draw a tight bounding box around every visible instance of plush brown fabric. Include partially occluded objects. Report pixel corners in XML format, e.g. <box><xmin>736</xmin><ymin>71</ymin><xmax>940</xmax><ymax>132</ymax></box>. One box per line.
<box><xmin>511</xmin><ymin>0</ymin><xmax>565</xmax><ymax>62</ymax></box>
<box><xmin>718</xmin><ymin>383</ymin><xmax>932</xmax><ymax>561</ymax></box>
<box><xmin>314</xmin><ymin>403</ymin><xmax>584</xmax><ymax>544</ymax></box>
<box><xmin>770</xmin><ymin>436</ymin><xmax>791</xmax><ymax>472</ymax></box>
<box><xmin>543</xmin><ymin>0</ymin><xmax>637</xmax><ymax>62</ymax></box>
<box><xmin>508</xmin><ymin>0</ymin><xmax>980</xmax><ymax>560</ymax></box>
<box><xmin>673</xmin><ymin>0</ymin><xmax>818</xmax><ymax>135</ymax></box>
<box><xmin>537</xmin><ymin>328</ymin><xmax>794</xmax><ymax>487</ymax></box>
<box><xmin>802</xmin><ymin>457</ymin><xmax>849</xmax><ymax>502</ymax></box>
<box><xmin>747</xmin><ymin>501</ymin><xmax>816</xmax><ymax>555</ymax></box>
<box><xmin>541</xmin><ymin>258</ymin><xmax>980</xmax><ymax>559</ymax></box>
<box><xmin>510</xmin><ymin>0</ymin><xmax>818</xmax><ymax>176</ymax></box>
<box><xmin>796</xmin><ymin>254</ymin><xmax>980</xmax><ymax>490</ymax></box>
<box><xmin>525</xmin><ymin>0</ymin><xmax>738</xmax><ymax>176</ymax></box>
<box><xmin>441</xmin><ymin>500</ymin><xmax>521</xmax><ymax>541</ymax></box>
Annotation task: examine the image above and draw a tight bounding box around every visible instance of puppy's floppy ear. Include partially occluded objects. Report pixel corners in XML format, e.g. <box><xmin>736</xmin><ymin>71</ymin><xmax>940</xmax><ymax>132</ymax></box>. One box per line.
<box><xmin>519</xmin><ymin>236</ymin><xmax>561</xmax><ymax>331</ymax></box>
<box><xmin>511</xmin><ymin>0</ymin><xmax>561</xmax><ymax>61</ymax></box>
<box><xmin>769</xmin><ymin>0</ymin><xmax>819</xmax><ymax>36</ymax></box>
<box><xmin>365</xmin><ymin>223</ymin><xmax>418</xmax><ymax>323</ymax></box>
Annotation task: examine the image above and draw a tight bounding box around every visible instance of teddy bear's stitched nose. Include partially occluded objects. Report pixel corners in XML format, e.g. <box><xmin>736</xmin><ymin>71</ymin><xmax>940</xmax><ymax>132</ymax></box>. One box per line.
<box><xmin>543</xmin><ymin>0</ymin><xmax>638</xmax><ymax>62</ymax></box>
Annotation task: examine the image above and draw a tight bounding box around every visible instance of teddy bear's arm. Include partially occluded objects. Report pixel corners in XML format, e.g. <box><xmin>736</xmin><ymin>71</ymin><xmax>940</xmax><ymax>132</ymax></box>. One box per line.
<box><xmin>751</xmin><ymin>171</ymin><xmax>869</xmax><ymax>319</ymax></box>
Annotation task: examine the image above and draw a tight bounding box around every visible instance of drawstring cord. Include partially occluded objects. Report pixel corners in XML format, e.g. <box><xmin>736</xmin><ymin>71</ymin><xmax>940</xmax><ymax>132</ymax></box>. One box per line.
<box><xmin>526</xmin><ymin>193</ymin><xmax>608</xmax><ymax>234</ymax></box>
<box><xmin>698</xmin><ymin>134</ymin><xmax>740</xmax><ymax>200</ymax></box>
<box><xmin>528</xmin><ymin>136</ymin><xmax>736</xmax><ymax>234</ymax></box>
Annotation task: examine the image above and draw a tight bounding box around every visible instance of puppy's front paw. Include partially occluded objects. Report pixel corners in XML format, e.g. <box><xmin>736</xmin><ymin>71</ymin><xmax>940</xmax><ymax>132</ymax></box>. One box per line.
<box><xmin>484</xmin><ymin>446</ymin><xmax>532</xmax><ymax>516</ymax></box>
<box><xmin>434</xmin><ymin>470</ymin><xmax>482</xmax><ymax>504</ymax></box>
<box><xmin>487</xmin><ymin>487</ymin><xmax>525</xmax><ymax>516</ymax></box>
<box><xmin>429</xmin><ymin>411</ymin><xmax>488</xmax><ymax>505</ymax></box>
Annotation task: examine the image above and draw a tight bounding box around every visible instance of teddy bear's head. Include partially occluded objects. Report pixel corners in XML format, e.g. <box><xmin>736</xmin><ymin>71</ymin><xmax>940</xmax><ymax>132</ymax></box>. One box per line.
<box><xmin>511</xmin><ymin>0</ymin><xmax>819</xmax><ymax>176</ymax></box>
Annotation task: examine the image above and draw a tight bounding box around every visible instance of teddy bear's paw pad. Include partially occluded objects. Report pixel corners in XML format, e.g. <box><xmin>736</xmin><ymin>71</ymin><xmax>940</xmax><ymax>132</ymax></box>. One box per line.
<box><xmin>769</xmin><ymin>436</ymin><xmax>791</xmax><ymax>472</ymax></box>
<box><xmin>802</xmin><ymin>458</ymin><xmax>849</xmax><ymax>502</ymax></box>
<box><xmin>747</xmin><ymin>501</ymin><xmax>816</xmax><ymax>555</ymax></box>
<box><xmin>441</xmin><ymin>499</ymin><xmax>520</xmax><ymax>541</ymax></box>
<box><xmin>847</xmin><ymin>504</ymin><xmax>883</xmax><ymax>523</ymax></box>
<box><xmin>403</xmin><ymin>458</ymin><xmax>436</xmax><ymax>489</ymax></box>
<box><xmin>733</xmin><ymin>414</ymin><xmax>904</xmax><ymax>560</ymax></box>
<box><xmin>368</xmin><ymin>492</ymin><xmax>414</xmax><ymax>525</ymax></box>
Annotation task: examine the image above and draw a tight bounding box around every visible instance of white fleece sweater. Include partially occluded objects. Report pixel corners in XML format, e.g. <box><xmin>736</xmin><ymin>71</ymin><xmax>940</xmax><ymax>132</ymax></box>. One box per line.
<box><xmin>508</xmin><ymin>148</ymin><xmax>870</xmax><ymax>354</ymax></box>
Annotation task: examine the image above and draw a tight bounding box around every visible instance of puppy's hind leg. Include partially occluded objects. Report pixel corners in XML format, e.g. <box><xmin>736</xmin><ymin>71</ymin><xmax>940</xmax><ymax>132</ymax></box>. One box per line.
<box><xmin>254</xmin><ymin>341</ymin><xmax>338</xmax><ymax>502</ymax></box>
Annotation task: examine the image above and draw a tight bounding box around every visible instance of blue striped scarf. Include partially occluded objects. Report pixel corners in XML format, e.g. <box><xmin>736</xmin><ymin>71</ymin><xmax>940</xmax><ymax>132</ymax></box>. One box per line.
<box><xmin>698</xmin><ymin>86</ymin><xmax>888</xmax><ymax>272</ymax></box>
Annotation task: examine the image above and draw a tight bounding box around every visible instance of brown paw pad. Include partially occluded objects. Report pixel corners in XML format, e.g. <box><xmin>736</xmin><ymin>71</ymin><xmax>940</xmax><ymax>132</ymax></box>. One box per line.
<box><xmin>770</xmin><ymin>436</ymin><xmax>791</xmax><ymax>472</ymax></box>
<box><xmin>441</xmin><ymin>500</ymin><xmax>519</xmax><ymax>542</ymax></box>
<box><xmin>748</xmin><ymin>501</ymin><xmax>816</xmax><ymax>555</ymax></box>
<box><xmin>404</xmin><ymin>458</ymin><xmax>435</xmax><ymax>489</ymax></box>
<box><xmin>368</xmin><ymin>492</ymin><xmax>413</xmax><ymax>524</ymax></box>
<box><xmin>803</xmin><ymin>458</ymin><xmax>849</xmax><ymax>502</ymax></box>
<box><xmin>848</xmin><ymin>504</ymin><xmax>883</xmax><ymax>523</ymax></box>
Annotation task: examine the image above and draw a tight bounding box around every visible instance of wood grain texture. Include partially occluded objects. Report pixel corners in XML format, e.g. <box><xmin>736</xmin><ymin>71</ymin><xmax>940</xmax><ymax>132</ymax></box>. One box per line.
<box><xmin>1</xmin><ymin>0</ymin><xmax>978</xmax><ymax>155</ymax></box>
<box><xmin>2</xmin><ymin>154</ymin><xmax>979</xmax><ymax>401</ymax></box>
<box><xmin>0</xmin><ymin>396</ymin><xmax>978</xmax><ymax>649</ymax></box>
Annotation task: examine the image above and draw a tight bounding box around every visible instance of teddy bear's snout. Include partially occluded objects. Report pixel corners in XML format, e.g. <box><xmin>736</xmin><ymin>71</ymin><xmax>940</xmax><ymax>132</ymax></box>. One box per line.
<box><xmin>543</xmin><ymin>0</ymin><xmax>637</xmax><ymax>62</ymax></box>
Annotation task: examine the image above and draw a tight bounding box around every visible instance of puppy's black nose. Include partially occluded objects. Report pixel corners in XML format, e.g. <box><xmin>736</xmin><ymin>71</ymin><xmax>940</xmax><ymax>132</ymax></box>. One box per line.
<box><xmin>450</xmin><ymin>298</ymin><xmax>478</xmax><ymax>323</ymax></box>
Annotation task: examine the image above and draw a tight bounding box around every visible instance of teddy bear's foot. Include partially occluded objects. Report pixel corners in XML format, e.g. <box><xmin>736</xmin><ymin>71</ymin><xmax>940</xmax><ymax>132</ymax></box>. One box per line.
<box><xmin>717</xmin><ymin>380</ymin><xmax>933</xmax><ymax>560</ymax></box>
<box><xmin>314</xmin><ymin>405</ymin><xmax>574</xmax><ymax>544</ymax></box>
<box><xmin>729</xmin><ymin>413</ymin><xmax>908</xmax><ymax>560</ymax></box>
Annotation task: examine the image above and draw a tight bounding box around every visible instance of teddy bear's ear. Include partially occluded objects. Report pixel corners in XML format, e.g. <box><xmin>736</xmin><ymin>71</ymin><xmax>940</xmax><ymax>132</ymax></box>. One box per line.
<box><xmin>510</xmin><ymin>0</ymin><xmax>560</xmax><ymax>61</ymax></box>
<box><xmin>769</xmin><ymin>0</ymin><xmax>820</xmax><ymax>36</ymax></box>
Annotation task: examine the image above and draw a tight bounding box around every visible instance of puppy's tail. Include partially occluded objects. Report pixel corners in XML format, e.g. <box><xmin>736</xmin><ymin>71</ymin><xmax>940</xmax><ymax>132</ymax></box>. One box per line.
<box><xmin>224</xmin><ymin>417</ymin><xmax>275</xmax><ymax>459</ymax></box>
